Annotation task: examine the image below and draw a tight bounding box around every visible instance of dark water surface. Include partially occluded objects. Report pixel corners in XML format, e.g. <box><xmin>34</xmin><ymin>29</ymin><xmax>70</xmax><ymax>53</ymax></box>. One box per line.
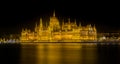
<box><xmin>0</xmin><ymin>43</ymin><xmax>120</xmax><ymax>64</ymax></box>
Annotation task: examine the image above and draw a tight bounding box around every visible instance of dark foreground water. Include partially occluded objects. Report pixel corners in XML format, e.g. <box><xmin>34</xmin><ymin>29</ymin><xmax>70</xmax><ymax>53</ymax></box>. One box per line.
<box><xmin>0</xmin><ymin>43</ymin><xmax>120</xmax><ymax>64</ymax></box>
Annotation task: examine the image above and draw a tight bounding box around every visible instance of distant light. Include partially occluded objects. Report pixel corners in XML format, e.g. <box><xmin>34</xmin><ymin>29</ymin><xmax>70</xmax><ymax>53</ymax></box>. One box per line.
<box><xmin>6</xmin><ymin>39</ymin><xmax>16</xmax><ymax>43</ymax></box>
<box><xmin>102</xmin><ymin>36</ymin><xmax>106</xmax><ymax>39</ymax></box>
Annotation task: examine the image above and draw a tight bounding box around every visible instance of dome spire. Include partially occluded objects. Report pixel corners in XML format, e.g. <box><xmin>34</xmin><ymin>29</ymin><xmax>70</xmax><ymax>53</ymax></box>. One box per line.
<box><xmin>53</xmin><ymin>10</ymin><xmax>55</xmax><ymax>17</ymax></box>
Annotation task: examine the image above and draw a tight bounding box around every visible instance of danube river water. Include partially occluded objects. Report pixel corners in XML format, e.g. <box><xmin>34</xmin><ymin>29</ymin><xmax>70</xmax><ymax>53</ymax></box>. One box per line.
<box><xmin>0</xmin><ymin>43</ymin><xmax>120</xmax><ymax>64</ymax></box>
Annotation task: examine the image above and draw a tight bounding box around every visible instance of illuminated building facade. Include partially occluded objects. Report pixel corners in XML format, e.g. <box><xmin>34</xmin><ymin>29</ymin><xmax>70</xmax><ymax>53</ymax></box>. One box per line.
<box><xmin>20</xmin><ymin>11</ymin><xmax>97</xmax><ymax>42</ymax></box>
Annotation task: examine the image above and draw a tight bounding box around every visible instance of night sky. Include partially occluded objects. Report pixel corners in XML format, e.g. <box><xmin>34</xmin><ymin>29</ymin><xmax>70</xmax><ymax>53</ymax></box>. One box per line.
<box><xmin>0</xmin><ymin>1</ymin><xmax>120</xmax><ymax>36</ymax></box>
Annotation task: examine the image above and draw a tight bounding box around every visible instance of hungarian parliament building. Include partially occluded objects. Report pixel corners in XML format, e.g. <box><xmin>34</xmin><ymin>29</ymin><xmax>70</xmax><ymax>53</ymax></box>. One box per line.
<box><xmin>20</xmin><ymin>11</ymin><xmax>97</xmax><ymax>42</ymax></box>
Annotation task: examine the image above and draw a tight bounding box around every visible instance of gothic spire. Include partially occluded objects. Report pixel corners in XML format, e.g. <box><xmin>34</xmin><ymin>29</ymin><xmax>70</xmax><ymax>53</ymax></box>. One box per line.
<box><xmin>35</xmin><ymin>22</ymin><xmax>37</xmax><ymax>27</ymax></box>
<box><xmin>53</xmin><ymin>10</ymin><xmax>55</xmax><ymax>17</ymax></box>
<box><xmin>40</xmin><ymin>18</ymin><xmax>43</xmax><ymax>28</ymax></box>
<box><xmin>93</xmin><ymin>24</ymin><xmax>96</xmax><ymax>30</ymax></box>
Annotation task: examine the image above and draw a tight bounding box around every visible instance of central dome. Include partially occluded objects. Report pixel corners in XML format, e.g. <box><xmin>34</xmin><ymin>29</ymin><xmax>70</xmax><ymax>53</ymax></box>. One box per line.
<box><xmin>49</xmin><ymin>11</ymin><xmax>60</xmax><ymax>28</ymax></box>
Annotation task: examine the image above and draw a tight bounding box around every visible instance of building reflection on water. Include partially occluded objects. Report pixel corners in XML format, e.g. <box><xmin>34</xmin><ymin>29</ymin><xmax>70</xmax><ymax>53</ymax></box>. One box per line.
<box><xmin>0</xmin><ymin>43</ymin><xmax>120</xmax><ymax>64</ymax></box>
<box><xmin>20</xmin><ymin>43</ymin><xmax>98</xmax><ymax>64</ymax></box>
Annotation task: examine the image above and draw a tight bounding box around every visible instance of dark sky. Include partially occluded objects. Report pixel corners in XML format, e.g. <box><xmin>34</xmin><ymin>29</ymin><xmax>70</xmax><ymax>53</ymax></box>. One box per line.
<box><xmin>0</xmin><ymin>0</ymin><xmax>120</xmax><ymax>36</ymax></box>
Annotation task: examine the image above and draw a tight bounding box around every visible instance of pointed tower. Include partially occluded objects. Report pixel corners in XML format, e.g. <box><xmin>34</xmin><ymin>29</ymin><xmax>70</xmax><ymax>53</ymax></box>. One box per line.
<box><xmin>49</xmin><ymin>10</ymin><xmax>60</xmax><ymax>31</ymax></box>
<box><xmin>93</xmin><ymin>24</ymin><xmax>96</xmax><ymax>31</ymax></box>
<box><xmin>79</xmin><ymin>22</ymin><xmax>82</xmax><ymax>30</ymax></box>
<box><xmin>35</xmin><ymin>22</ymin><xmax>38</xmax><ymax>32</ymax></box>
<box><xmin>68</xmin><ymin>18</ymin><xmax>71</xmax><ymax>30</ymax></box>
<box><xmin>93</xmin><ymin>24</ymin><xmax>97</xmax><ymax>40</ymax></box>
<box><xmin>35</xmin><ymin>22</ymin><xmax>38</xmax><ymax>28</ymax></box>
<box><xmin>40</xmin><ymin>18</ymin><xmax>43</xmax><ymax>28</ymax></box>
<box><xmin>74</xmin><ymin>19</ymin><xmax>77</xmax><ymax>25</ymax></box>
<box><xmin>87</xmin><ymin>24</ymin><xmax>92</xmax><ymax>30</ymax></box>
<box><xmin>68</xmin><ymin>18</ymin><xmax>70</xmax><ymax>24</ymax></box>
<box><xmin>74</xmin><ymin>19</ymin><xmax>77</xmax><ymax>27</ymax></box>
<box><xmin>62</xmin><ymin>19</ymin><xmax>64</xmax><ymax>30</ymax></box>
<box><xmin>39</xmin><ymin>18</ymin><xmax>43</xmax><ymax>31</ymax></box>
<box><xmin>53</xmin><ymin>10</ymin><xmax>55</xmax><ymax>17</ymax></box>
<box><xmin>89</xmin><ymin>24</ymin><xmax>92</xmax><ymax>27</ymax></box>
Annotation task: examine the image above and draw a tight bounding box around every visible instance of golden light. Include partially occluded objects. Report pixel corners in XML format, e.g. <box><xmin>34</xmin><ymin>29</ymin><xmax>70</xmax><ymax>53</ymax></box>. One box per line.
<box><xmin>20</xmin><ymin>11</ymin><xmax>97</xmax><ymax>42</ymax></box>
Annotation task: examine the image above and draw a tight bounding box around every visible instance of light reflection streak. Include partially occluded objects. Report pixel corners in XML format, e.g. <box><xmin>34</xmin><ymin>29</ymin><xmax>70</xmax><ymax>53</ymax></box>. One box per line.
<box><xmin>46</xmin><ymin>43</ymin><xmax>83</xmax><ymax>64</ymax></box>
<box><xmin>14</xmin><ymin>43</ymin><xmax>120</xmax><ymax>64</ymax></box>
<box><xmin>35</xmin><ymin>43</ymin><xmax>97</xmax><ymax>64</ymax></box>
